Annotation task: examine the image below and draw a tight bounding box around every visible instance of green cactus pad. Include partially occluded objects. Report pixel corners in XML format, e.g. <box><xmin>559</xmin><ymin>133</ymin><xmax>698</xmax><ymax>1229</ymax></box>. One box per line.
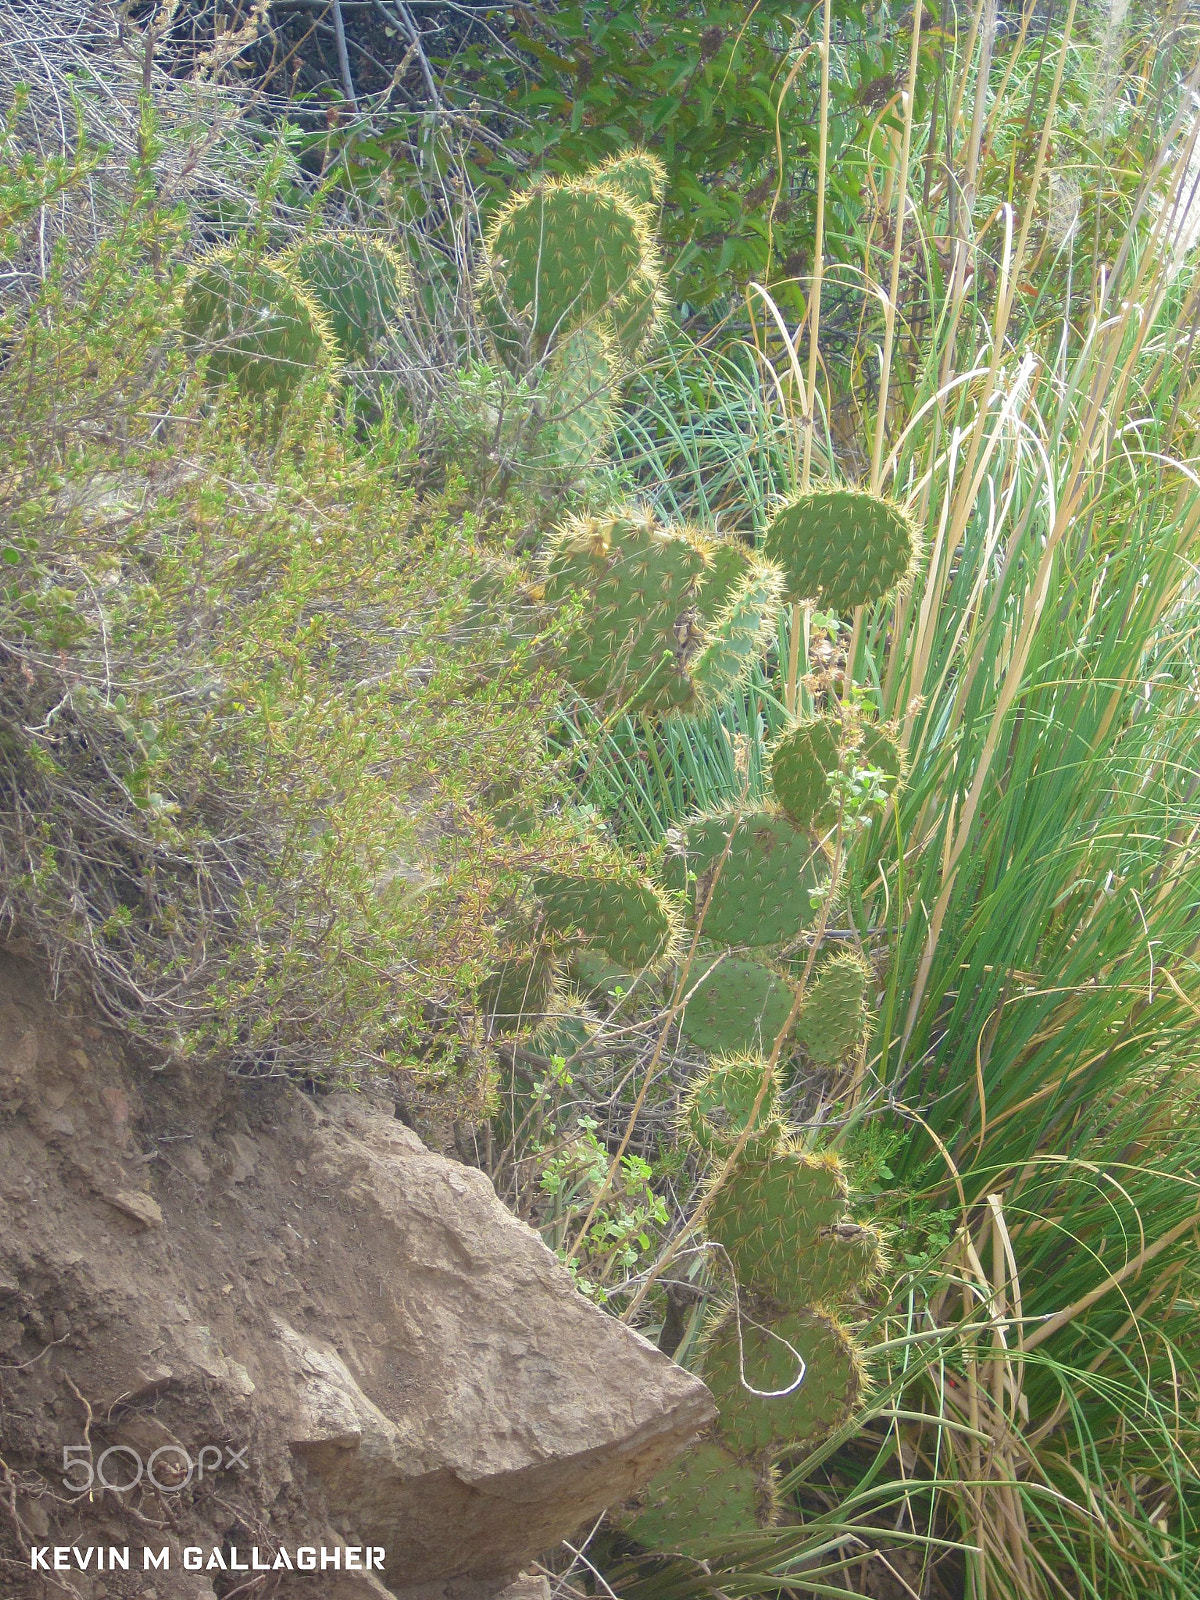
<box><xmin>479</xmin><ymin>177</ymin><xmax>660</xmax><ymax>367</ymax></box>
<box><xmin>543</xmin><ymin>509</ymin><xmax>709</xmax><ymax>715</ymax></box>
<box><xmin>664</xmin><ymin>809</ymin><xmax>828</xmax><ymax>947</ymax></box>
<box><xmin>479</xmin><ymin>948</ymin><xmax>559</xmax><ymax>1033</ymax></box>
<box><xmin>286</xmin><ymin>231</ymin><xmax>410</xmax><ymax>362</ymax></box>
<box><xmin>529</xmin><ymin>1000</ymin><xmax>600</xmax><ymax>1068</ymax></box>
<box><xmin>763</xmin><ymin>486</ymin><xmax>917</xmax><ymax>611</ymax></box>
<box><xmin>679</xmin><ymin>958</ymin><xmax>796</xmax><ymax>1056</ymax></box>
<box><xmin>181</xmin><ymin>249</ymin><xmax>334</xmax><ymax>402</ymax></box>
<box><xmin>856</xmin><ymin>722</ymin><xmax>904</xmax><ymax>794</ymax></box>
<box><xmin>567</xmin><ymin>948</ymin><xmax>636</xmax><ymax>1005</ymax></box>
<box><xmin>680</xmin><ymin>1053</ymin><xmax>783</xmax><ymax>1158</ymax></box>
<box><xmin>620</xmin><ymin>1439</ymin><xmax>767</xmax><ymax>1554</ymax></box>
<box><xmin>542</xmin><ymin>323</ymin><xmax>620</xmax><ymax>472</ymax></box>
<box><xmin>770</xmin><ymin>717</ymin><xmax>842</xmax><ymax>830</ymax></box>
<box><xmin>705</xmin><ymin>1145</ymin><xmax>884</xmax><ymax>1305</ymax></box>
<box><xmin>696</xmin><ymin>538</ymin><xmax>754</xmax><ymax>618</ymax></box>
<box><xmin>796</xmin><ymin>952</ymin><xmax>872</xmax><ymax>1066</ymax></box>
<box><xmin>534</xmin><ymin>867</ymin><xmax>676</xmax><ymax>971</ymax></box>
<box><xmin>701</xmin><ymin>1306</ymin><xmax>864</xmax><ymax>1456</ymax></box>
<box><xmin>692</xmin><ymin>557</ymin><xmax>785</xmax><ymax>709</ymax></box>
<box><xmin>592</xmin><ymin>147</ymin><xmax>667</xmax><ymax>208</ymax></box>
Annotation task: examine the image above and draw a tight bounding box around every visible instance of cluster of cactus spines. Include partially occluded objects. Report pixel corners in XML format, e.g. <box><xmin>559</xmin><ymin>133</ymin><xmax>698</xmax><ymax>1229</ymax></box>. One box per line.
<box><xmin>763</xmin><ymin>485</ymin><xmax>918</xmax><ymax>612</ymax></box>
<box><xmin>541</xmin><ymin>323</ymin><xmax>622</xmax><ymax>473</ymax></box>
<box><xmin>679</xmin><ymin>1053</ymin><xmax>783</xmax><ymax>1159</ymax></box>
<box><xmin>664</xmin><ymin>807</ymin><xmax>829</xmax><ymax>948</ymax></box>
<box><xmin>181</xmin><ymin>247</ymin><xmax>337</xmax><ymax>403</ymax></box>
<box><xmin>677</xmin><ymin>957</ymin><xmax>796</xmax><ymax>1057</ymax></box>
<box><xmin>543</xmin><ymin>507</ymin><xmax>782</xmax><ymax>717</ymax></box>
<box><xmin>478</xmin><ymin>173</ymin><xmax>664</xmax><ymax>369</ymax></box>
<box><xmin>533</xmin><ymin>866</ymin><xmax>678</xmax><ymax>973</ymax></box>
<box><xmin>285</xmin><ymin>231</ymin><xmax>411</xmax><ymax>362</ymax></box>
<box><xmin>795</xmin><ymin>952</ymin><xmax>873</xmax><ymax>1067</ymax></box>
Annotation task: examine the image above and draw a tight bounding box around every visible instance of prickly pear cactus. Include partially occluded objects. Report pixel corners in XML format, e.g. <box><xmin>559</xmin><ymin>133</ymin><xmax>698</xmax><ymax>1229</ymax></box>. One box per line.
<box><xmin>772</xmin><ymin>715</ymin><xmax>905</xmax><ymax>831</ymax></box>
<box><xmin>285</xmin><ymin>231</ymin><xmax>410</xmax><ymax>362</ymax></box>
<box><xmin>479</xmin><ymin>176</ymin><xmax>662</xmax><ymax>368</ymax></box>
<box><xmin>181</xmin><ymin>247</ymin><xmax>335</xmax><ymax>403</ymax></box>
<box><xmin>763</xmin><ymin>486</ymin><xmax>917</xmax><ymax>611</ymax></box>
<box><xmin>543</xmin><ymin>509</ymin><xmax>782</xmax><ymax>717</ymax></box>
<box><xmin>678</xmin><ymin>957</ymin><xmax>796</xmax><ymax>1056</ymax></box>
<box><xmin>534</xmin><ymin>865</ymin><xmax>677</xmax><ymax>972</ymax></box>
<box><xmin>591</xmin><ymin>147</ymin><xmax>667</xmax><ymax>209</ymax></box>
<box><xmin>795</xmin><ymin>951</ymin><xmax>872</xmax><ymax>1067</ymax></box>
<box><xmin>616</xmin><ymin>1131</ymin><xmax>881</xmax><ymax>1555</ymax></box>
<box><xmin>543</xmin><ymin>507</ymin><xmax>708</xmax><ymax>715</ymax></box>
<box><xmin>679</xmin><ymin>1053</ymin><xmax>783</xmax><ymax>1158</ymax></box>
<box><xmin>663</xmin><ymin>808</ymin><xmax>828</xmax><ymax>946</ymax></box>
<box><xmin>770</xmin><ymin>717</ymin><xmax>843</xmax><ymax>830</ymax></box>
<box><xmin>698</xmin><ymin>1304</ymin><xmax>864</xmax><ymax>1455</ymax></box>
<box><xmin>705</xmin><ymin>1142</ymin><xmax>883</xmax><ymax>1306</ymax></box>
<box><xmin>691</xmin><ymin>555</ymin><xmax>785</xmax><ymax>707</ymax></box>
<box><xmin>541</xmin><ymin>323</ymin><xmax>621</xmax><ymax>472</ymax></box>
<box><xmin>479</xmin><ymin>945</ymin><xmax>560</xmax><ymax>1033</ymax></box>
<box><xmin>623</xmin><ymin>1441</ymin><xmax>771</xmax><ymax>1555</ymax></box>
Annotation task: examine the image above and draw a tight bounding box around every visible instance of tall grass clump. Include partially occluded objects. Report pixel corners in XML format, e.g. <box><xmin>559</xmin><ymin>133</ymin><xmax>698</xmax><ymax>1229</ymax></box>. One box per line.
<box><xmin>558</xmin><ymin>4</ymin><xmax>1200</xmax><ymax>1597</ymax></box>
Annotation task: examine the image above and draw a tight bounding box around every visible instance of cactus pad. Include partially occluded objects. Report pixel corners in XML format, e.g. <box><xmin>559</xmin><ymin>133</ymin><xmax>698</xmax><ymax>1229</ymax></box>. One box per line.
<box><xmin>479</xmin><ymin>948</ymin><xmax>559</xmax><ymax>1033</ymax></box>
<box><xmin>680</xmin><ymin>1053</ymin><xmax>783</xmax><ymax>1158</ymax></box>
<box><xmin>679</xmin><ymin>957</ymin><xmax>796</xmax><ymax>1056</ymax></box>
<box><xmin>621</xmin><ymin>1439</ymin><xmax>767</xmax><ymax>1554</ymax></box>
<box><xmin>592</xmin><ymin>147</ymin><xmax>667</xmax><ymax>208</ymax></box>
<box><xmin>534</xmin><ymin>867</ymin><xmax>676</xmax><ymax>971</ymax></box>
<box><xmin>770</xmin><ymin>717</ymin><xmax>842</xmax><ymax>830</ymax></box>
<box><xmin>701</xmin><ymin>1306</ymin><xmax>864</xmax><ymax>1456</ymax></box>
<box><xmin>664</xmin><ymin>809</ymin><xmax>828</xmax><ymax>946</ymax></box>
<box><xmin>763</xmin><ymin>486</ymin><xmax>917</xmax><ymax>611</ymax></box>
<box><xmin>567</xmin><ymin>948</ymin><xmax>635</xmax><ymax>1005</ymax></box>
<box><xmin>181</xmin><ymin>249</ymin><xmax>334</xmax><ymax>402</ymax></box>
<box><xmin>286</xmin><ymin>231</ymin><xmax>410</xmax><ymax>362</ymax></box>
<box><xmin>543</xmin><ymin>508</ymin><xmax>709</xmax><ymax>714</ymax></box>
<box><xmin>705</xmin><ymin>1144</ymin><xmax>883</xmax><ymax>1305</ymax></box>
<box><xmin>796</xmin><ymin>952</ymin><xmax>872</xmax><ymax>1066</ymax></box>
<box><xmin>692</xmin><ymin>556</ymin><xmax>785</xmax><ymax>709</ymax></box>
<box><xmin>479</xmin><ymin>177</ymin><xmax>659</xmax><ymax>366</ymax></box>
<box><xmin>542</xmin><ymin>323</ymin><xmax>620</xmax><ymax>472</ymax></box>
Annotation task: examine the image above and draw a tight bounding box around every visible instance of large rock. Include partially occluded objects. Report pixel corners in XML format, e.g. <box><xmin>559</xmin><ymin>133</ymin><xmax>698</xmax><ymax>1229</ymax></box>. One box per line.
<box><xmin>0</xmin><ymin>950</ymin><xmax>713</xmax><ymax>1598</ymax></box>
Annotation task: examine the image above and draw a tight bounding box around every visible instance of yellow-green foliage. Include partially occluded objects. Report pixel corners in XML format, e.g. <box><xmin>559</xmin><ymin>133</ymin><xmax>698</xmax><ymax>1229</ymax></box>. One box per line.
<box><xmin>0</xmin><ymin>163</ymin><xmax>567</xmax><ymax>1097</ymax></box>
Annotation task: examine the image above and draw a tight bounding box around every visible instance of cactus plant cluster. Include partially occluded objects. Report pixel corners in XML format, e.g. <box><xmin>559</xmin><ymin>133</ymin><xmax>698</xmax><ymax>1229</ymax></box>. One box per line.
<box><xmin>180</xmin><ymin>231</ymin><xmax>412</xmax><ymax>405</ymax></box>
<box><xmin>618</xmin><ymin>1056</ymin><xmax>883</xmax><ymax>1555</ymax></box>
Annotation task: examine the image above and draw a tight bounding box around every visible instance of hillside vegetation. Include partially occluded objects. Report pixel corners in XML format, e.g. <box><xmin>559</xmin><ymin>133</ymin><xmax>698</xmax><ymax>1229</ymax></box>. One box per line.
<box><xmin>4</xmin><ymin>1</ymin><xmax>1200</xmax><ymax>1597</ymax></box>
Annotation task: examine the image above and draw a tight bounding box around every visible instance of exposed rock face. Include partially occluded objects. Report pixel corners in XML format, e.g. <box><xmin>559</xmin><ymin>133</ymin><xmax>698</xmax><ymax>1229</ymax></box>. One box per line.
<box><xmin>0</xmin><ymin>951</ymin><xmax>713</xmax><ymax>1598</ymax></box>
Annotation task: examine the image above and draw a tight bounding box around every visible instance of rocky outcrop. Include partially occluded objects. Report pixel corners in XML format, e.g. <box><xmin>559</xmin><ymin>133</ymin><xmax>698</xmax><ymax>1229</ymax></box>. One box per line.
<box><xmin>0</xmin><ymin>950</ymin><xmax>713</xmax><ymax>1598</ymax></box>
